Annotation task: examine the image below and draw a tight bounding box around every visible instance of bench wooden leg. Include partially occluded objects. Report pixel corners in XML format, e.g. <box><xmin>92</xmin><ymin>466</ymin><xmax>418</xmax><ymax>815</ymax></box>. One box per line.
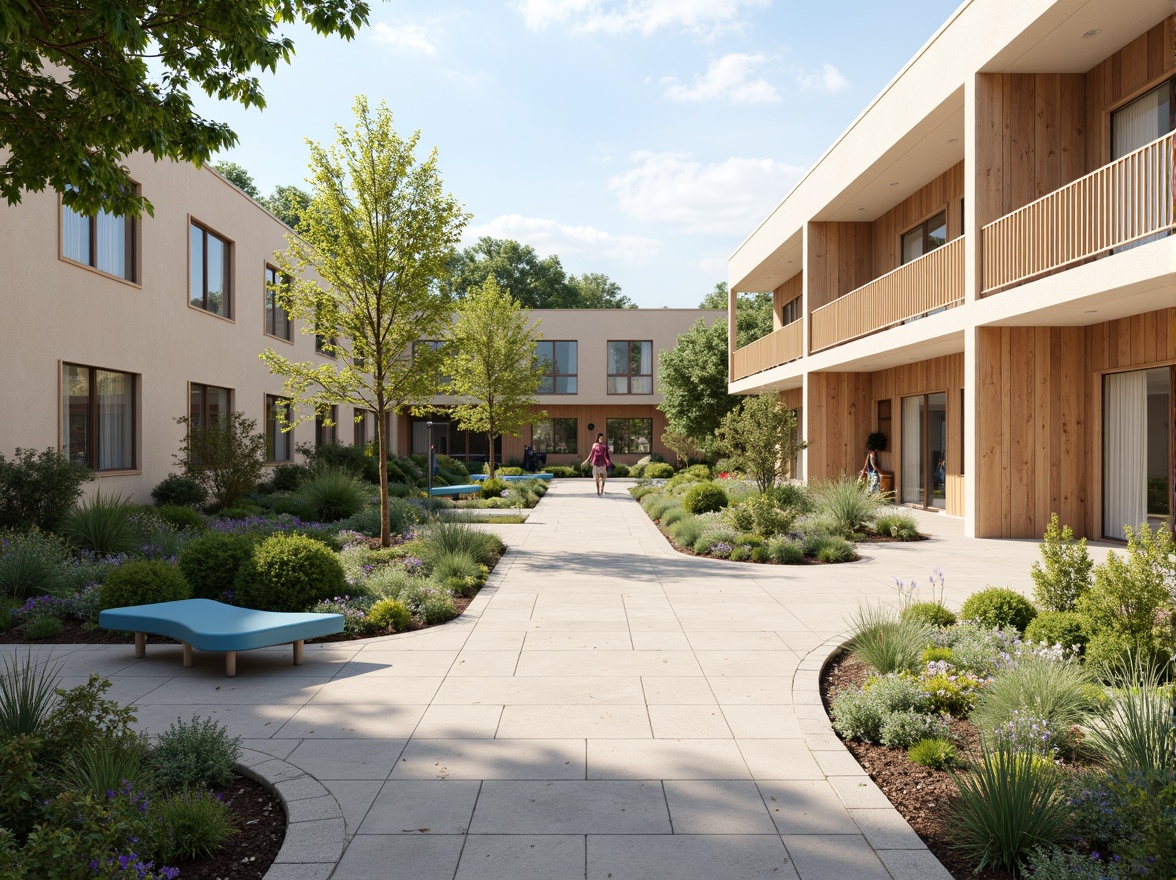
<box><xmin>225</xmin><ymin>651</ymin><xmax>237</xmax><ymax>678</ymax></box>
<box><xmin>134</xmin><ymin>632</ymin><xmax>145</xmax><ymax>658</ymax></box>
<box><xmin>182</xmin><ymin>643</ymin><xmax>193</xmax><ymax>667</ymax></box>
<box><xmin>293</xmin><ymin>640</ymin><xmax>304</xmax><ymax>666</ymax></box>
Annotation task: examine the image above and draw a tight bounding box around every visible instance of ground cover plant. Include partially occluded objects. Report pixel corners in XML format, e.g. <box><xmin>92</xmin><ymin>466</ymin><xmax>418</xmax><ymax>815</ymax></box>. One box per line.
<box><xmin>824</xmin><ymin>520</ymin><xmax>1176</xmax><ymax>879</ymax></box>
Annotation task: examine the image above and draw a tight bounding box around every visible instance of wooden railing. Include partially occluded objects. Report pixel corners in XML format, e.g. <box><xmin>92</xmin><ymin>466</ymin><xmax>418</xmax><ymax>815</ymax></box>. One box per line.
<box><xmin>810</xmin><ymin>236</ymin><xmax>965</xmax><ymax>353</ymax></box>
<box><xmin>731</xmin><ymin>320</ymin><xmax>803</xmax><ymax>380</ymax></box>
<box><xmin>982</xmin><ymin>132</ymin><xmax>1175</xmax><ymax>293</ymax></box>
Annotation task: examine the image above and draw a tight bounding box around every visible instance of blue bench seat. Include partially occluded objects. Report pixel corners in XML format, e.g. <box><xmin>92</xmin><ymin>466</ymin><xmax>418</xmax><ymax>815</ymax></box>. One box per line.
<box><xmin>428</xmin><ymin>484</ymin><xmax>483</xmax><ymax>497</ymax></box>
<box><xmin>468</xmin><ymin>473</ymin><xmax>553</xmax><ymax>482</ymax></box>
<box><xmin>99</xmin><ymin>599</ymin><xmax>344</xmax><ymax>677</ymax></box>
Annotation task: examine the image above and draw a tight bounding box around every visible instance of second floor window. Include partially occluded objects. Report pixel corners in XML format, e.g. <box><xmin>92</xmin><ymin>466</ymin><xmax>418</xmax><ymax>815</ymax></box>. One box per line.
<box><xmin>62</xmin><ymin>199</ymin><xmax>136</xmax><ymax>282</ymax></box>
<box><xmin>190</xmin><ymin>222</ymin><xmax>231</xmax><ymax>317</ymax></box>
<box><xmin>607</xmin><ymin>340</ymin><xmax>652</xmax><ymax>394</ymax></box>
<box><xmin>537</xmin><ymin>341</ymin><xmax>577</xmax><ymax>394</ymax></box>
<box><xmin>265</xmin><ymin>266</ymin><xmax>292</xmax><ymax>341</ymax></box>
<box><xmin>190</xmin><ymin>383</ymin><xmax>231</xmax><ymax>429</ymax></box>
<box><xmin>901</xmin><ymin>211</ymin><xmax>947</xmax><ymax>264</ymax></box>
<box><xmin>781</xmin><ymin>296</ymin><xmax>801</xmax><ymax>326</ymax></box>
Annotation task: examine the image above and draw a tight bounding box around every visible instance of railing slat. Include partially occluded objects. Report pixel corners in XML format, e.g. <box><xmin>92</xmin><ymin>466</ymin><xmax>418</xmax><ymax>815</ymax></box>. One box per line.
<box><xmin>730</xmin><ymin>319</ymin><xmax>803</xmax><ymax>381</ymax></box>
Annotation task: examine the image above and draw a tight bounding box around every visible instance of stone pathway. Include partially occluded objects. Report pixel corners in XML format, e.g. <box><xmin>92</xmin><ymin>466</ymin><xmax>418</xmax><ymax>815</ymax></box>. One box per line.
<box><xmin>8</xmin><ymin>480</ymin><xmax>1116</xmax><ymax>879</ymax></box>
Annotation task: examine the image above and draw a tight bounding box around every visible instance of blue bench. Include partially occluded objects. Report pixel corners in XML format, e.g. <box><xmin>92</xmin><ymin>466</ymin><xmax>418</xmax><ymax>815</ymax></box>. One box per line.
<box><xmin>468</xmin><ymin>473</ymin><xmax>553</xmax><ymax>482</ymax></box>
<box><xmin>428</xmin><ymin>484</ymin><xmax>483</xmax><ymax>497</ymax></box>
<box><xmin>99</xmin><ymin>599</ymin><xmax>344</xmax><ymax>677</ymax></box>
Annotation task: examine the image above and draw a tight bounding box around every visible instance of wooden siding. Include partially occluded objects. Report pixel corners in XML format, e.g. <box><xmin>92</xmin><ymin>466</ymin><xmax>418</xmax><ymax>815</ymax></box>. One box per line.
<box><xmin>732</xmin><ymin>321</ymin><xmax>803</xmax><ymax>380</ymax></box>
<box><xmin>807</xmin><ymin>222</ymin><xmax>873</xmax><ymax>310</ymax></box>
<box><xmin>872</xmin><ymin>163</ymin><xmax>964</xmax><ymax>277</ymax></box>
<box><xmin>806</xmin><ymin>372</ymin><xmax>872</xmax><ymax>481</ymax></box>
<box><xmin>1086</xmin><ymin>19</ymin><xmax>1176</xmax><ymax>170</ymax></box>
<box><xmin>773</xmin><ymin>274</ymin><xmax>803</xmax><ymax>331</ymax></box>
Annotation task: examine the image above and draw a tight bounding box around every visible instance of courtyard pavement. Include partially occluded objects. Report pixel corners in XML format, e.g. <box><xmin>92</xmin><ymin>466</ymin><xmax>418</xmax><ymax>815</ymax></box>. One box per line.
<box><xmin>5</xmin><ymin>480</ymin><xmax>1117</xmax><ymax>879</ymax></box>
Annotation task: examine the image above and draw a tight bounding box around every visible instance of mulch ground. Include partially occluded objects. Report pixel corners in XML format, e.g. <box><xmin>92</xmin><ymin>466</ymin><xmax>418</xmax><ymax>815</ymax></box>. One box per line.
<box><xmin>170</xmin><ymin>773</ymin><xmax>286</xmax><ymax>880</ymax></box>
<box><xmin>820</xmin><ymin>652</ymin><xmax>1015</xmax><ymax>880</ymax></box>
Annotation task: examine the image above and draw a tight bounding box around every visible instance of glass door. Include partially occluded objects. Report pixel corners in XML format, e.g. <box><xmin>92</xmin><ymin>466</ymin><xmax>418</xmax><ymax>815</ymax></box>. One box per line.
<box><xmin>1103</xmin><ymin>367</ymin><xmax>1174</xmax><ymax>539</ymax></box>
<box><xmin>901</xmin><ymin>392</ymin><xmax>947</xmax><ymax>509</ymax></box>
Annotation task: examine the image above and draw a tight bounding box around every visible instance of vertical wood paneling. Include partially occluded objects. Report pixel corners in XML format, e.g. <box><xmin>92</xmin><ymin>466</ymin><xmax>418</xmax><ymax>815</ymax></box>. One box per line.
<box><xmin>773</xmin><ymin>274</ymin><xmax>803</xmax><ymax>331</ymax></box>
<box><xmin>871</xmin><ymin>163</ymin><xmax>964</xmax><ymax>276</ymax></box>
<box><xmin>807</xmin><ymin>372</ymin><xmax>872</xmax><ymax>480</ymax></box>
<box><xmin>807</xmin><ymin>222</ymin><xmax>873</xmax><ymax>310</ymax></box>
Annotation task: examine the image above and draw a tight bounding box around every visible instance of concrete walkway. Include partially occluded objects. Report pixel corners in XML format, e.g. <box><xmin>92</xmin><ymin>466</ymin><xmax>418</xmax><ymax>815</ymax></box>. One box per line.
<box><xmin>8</xmin><ymin>480</ymin><xmax>1116</xmax><ymax>879</ymax></box>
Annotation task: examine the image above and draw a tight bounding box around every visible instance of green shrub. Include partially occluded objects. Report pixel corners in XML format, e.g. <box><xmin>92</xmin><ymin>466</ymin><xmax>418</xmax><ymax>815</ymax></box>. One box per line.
<box><xmin>235</xmin><ymin>533</ymin><xmax>346</xmax><ymax>613</ymax></box>
<box><xmin>938</xmin><ymin>622</ymin><xmax>1024</xmax><ymax>678</ymax></box>
<box><xmin>24</xmin><ymin>615</ymin><xmax>62</xmax><ymax>640</ymax></box>
<box><xmin>729</xmin><ymin>545</ymin><xmax>751</xmax><ymax>562</ymax></box>
<box><xmin>42</xmin><ymin>674</ymin><xmax>138</xmax><ymax>758</ymax></box>
<box><xmin>960</xmin><ymin>587</ymin><xmax>1037</xmax><ymax>633</ymax></box>
<box><xmin>683</xmin><ymin>482</ymin><xmax>728</xmax><ymax>515</ymax></box>
<box><xmin>667</xmin><ymin>516</ymin><xmax>704</xmax><ymax>548</ymax></box>
<box><xmin>217</xmin><ymin>506</ymin><xmax>253</xmax><ymax>520</ymax></box>
<box><xmin>908</xmin><ymin>737</ymin><xmax>958</xmax><ymax>770</ymax></box>
<box><xmin>151</xmin><ymin>474</ymin><xmax>207</xmax><ymax>509</ymax></box>
<box><xmin>1025</xmin><ymin>846</ymin><xmax>1128</xmax><ymax>880</ymax></box>
<box><xmin>846</xmin><ymin>605</ymin><xmax>933</xmax><ymax>674</ymax></box>
<box><xmin>0</xmin><ymin>528</ymin><xmax>70</xmax><ymax>600</ymax></box>
<box><xmin>151</xmin><ymin>715</ymin><xmax>241</xmax><ymax>792</ymax></box>
<box><xmin>768</xmin><ymin>538</ymin><xmax>805</xmax><ymax>564</ymax></box>
<box><xmin>1030</xmin><ymin>513</ymin><xmax>1094</xmax><ymax>612</ymax></box>
<box><xmin>810</xmin><ymin>534</ymin><xmax>855</xmax><ymax>563</ymax></box>
<box><xmin>178</xmin><ymin>532</ymin><xmax>260</xmax><ymax>601</ymax></box>
<box><xmin>683</xmin><ymin>464</ymin><xmax>712</xmax><ymax>480</ymax></box>
<box><xmin>0</xmin><ymin>652</ymin><xmax>61</xmax><ymax>739</ymax></box>
<box><xmin>920</xmin><ymin>668</ymin><xmax>984</xmax><ymax>717</ymax></box>
<box><xmin>610</xmin><ymin>463</ymin><xmax>630</xmax><ymax>477</ymax></box>
<box><xmin>750</xmin><ymin>545</ymin><xmax>770</xmax><ymax>563</ymax></box>
<box><xmin>949</xmin><ymin>738</ymin><xmax>1071</xmax><ymax>875</ymax></box>
<box><xmin>155</xmin><ymin>504</ymin><xmax>205</xmax><ymax>532</ymax></box>
<box><xmin>368</xmin><ymin>598</ymin><xmax>412</xmax><ymax>632</ymax></box>
<box><xmin>0</xmin><ymin>734</ymin><xmax>44</xmax><ymax>835</ymax></box>
<box><xmin>642</xmin><ymin>495</ymin><xmax>678</xmax><ymax>520</ymax></box>
<box><xmin>337</xmin><ymin>498</ymin><xmax>421</xmax><ymax>537</ymax></box>
<box><xmin>302</xmin><ymin>440</ymin><xmax>377</xmax><ymax>481</ymax></box>
<box><xmin>660</xmin><ymin>506</ymin><xmax>688</xmax><ymax>527</ymax></box>
<box><xmin>971</xmin><ymin>656</ymin><xmax>1095</xmax><ymax>741</ymax></box>
<box><xmin>268</xmin><ymin>463</ymin><xmax>307</xmax><ymax>491</ymax></box>
<box><xmin>153</xmin><ymin>788</ymin><xmax>236</xmax><ymax>862</ymax></box>
<box><xmin>60</xmin><ymin>737</ymin><xmax>151</xmax><ymax>797</ymax></box>
<box><xmin>173</xmin><ymin>411</ymin><xmax>266</xmax><ymax>508</ymax></box>
<box><xmin>811</xmin><ymin>474</ymin><xmax>884</xmax><ymax>537</ymax></box>
<box><xmin>644</xmin><ymin>462</ymin><xmax>674</xmax><ymax>479</ymax></box>
<box><xmin>769</xmin><ymin>483</ymin><xmax>815</xmax><ymax>514</ymax></box>
<box><xmin>873</xmin><ymin>511</ymin><xmax>921</xmax><ymax>541</ymax></box>
<box><xmin>728</xmin><ymin>492</ymin><xmax>797</xmax><ymax>538</ymax></box>
<box><xmin>1024</xmin><ymin>611</ymin><xmax>1088</xmax><ymax>654</ymax></box>
<box><xmin>297</xmin><ymin>466</ymin><xmax>369</xmax><ymax>522</ymax></box>
<box><xmin>0</xmin><ymin>447</ymin><xmax>93</xmax><ymax>532</ymax></box>
<box><xmin>880</xmin><ymin>710</ymin><xmax>948</xmax><ymax>749</ymax></box>
<box><xmin>830</xmin><ymin>687</ymin><xmax>885</xmax><ymax>742</ymax></box>
<box><xmin>902</xmin><ymin>602</ymin><xmax>957</xmax><ymax>628</ymax></box>
<box><xmin>61</xmin><ymin>490</ymin><xmax>140</xmax><ymax>554</ymax></box>
<box><xmin>99</xmin><ymin>560</ymin><xmax>190</xmax><ymax>610</ymax></box>
<box><xmin>480</xmin><ymin>478</ymin><xmax>508</xmax><ymax>500</ymax></box>
<box><xmin>417</xmin><ymin>590</ymin><xmax>457</xmax><ymax>625</ymax></box>
<box><xmin>922</xmin><ymin>646</ymin><xmax>955</xmax><ymax>664</ymax></box>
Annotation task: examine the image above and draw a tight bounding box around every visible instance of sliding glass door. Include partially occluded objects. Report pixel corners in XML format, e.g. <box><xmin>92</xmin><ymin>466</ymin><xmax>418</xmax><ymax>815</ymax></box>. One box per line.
<box><xmin>901</xmin><ymin>392</ymin><xmax>947</xmax><ymax>510</ymax></box>
<box><xmin>1103</xmin><ymin>367</ymin><xmax>1174</xmax><ymax>539</ymax></box>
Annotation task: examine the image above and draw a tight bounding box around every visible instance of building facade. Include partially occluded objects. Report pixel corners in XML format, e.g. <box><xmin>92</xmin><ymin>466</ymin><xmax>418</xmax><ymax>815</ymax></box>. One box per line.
<box><xmin>398</xmin><ymin>309</ymin><xmax>725</xmax><ymax>468</ymax></box>
<box><xmin>728</xmin><ymin>0</ymin><xmax>1175</xmax><ymax>541</ymax></box>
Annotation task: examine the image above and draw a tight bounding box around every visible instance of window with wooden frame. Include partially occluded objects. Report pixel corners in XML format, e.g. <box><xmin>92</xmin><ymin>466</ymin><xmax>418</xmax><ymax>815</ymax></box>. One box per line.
<box><xmin>62</xmin><ymin>363</ymin><xmax>137</xmax><ymax>471</ymax></box>
<box><xmin>780</xmin><ymin>296</ymin><xmax>801</xmax><ymax>326</ymax></box>
<box><xmin>901</xmin><ymin>211</ymin><xmax>947</xmax><ymax>264</ymax></box>
<box><xmin>190</xmin><ymin>383</ymin><xmax>231</xmax><ymax>429</ymax></box>
<box><xmin>606</xmin><ymin>418</ymin><xmax>652</xmax><ymax>454</ymax></box>
<box><xmin>61</xmin><ymin>187</ymin><xmax>138</xmax><ymax>282</ymax></box>
<box><xmin>264</xmin><ymin>265</ymin><xmax>292</xmax><ymax>341</ymax></box>
<box><xmin>537</xmin><ymin>341</ymin><xmax>578</xmax><ymax>394</ymax></box>
<box><xmin>265</xmin><ymin>395</ymin><xmax>293</xmax><ymax>462</ymax></box>
<box><xmin>607</xmin><ymin>341</ymin><xmax>653</xmax><ymax>394</ymax></box>
<box><xmin>189</xmin><ymin>221</ymin><xmax>232</xmax><ymax>317</ymax></box>
<box><xmin>353</xmin><ymin>409</ymin><xmax>369</xmax><ymax>447</ymax></box>
<box><xmin>315</xmin><ymin>405</ymin><xmax>338</xmax><ymax>448</ymax></box>
<box><xmin>532</xmin><ymin>418</ymin><xmax>577</xmax><ymax>454</ymax></box>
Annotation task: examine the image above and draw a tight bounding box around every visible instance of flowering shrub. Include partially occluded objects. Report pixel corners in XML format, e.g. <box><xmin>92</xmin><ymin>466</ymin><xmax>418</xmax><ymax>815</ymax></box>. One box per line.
<box><xmin>992</xmin><ymin>709</ymin><xmax>1060</xmax><ymax>760</ymax></box>
<box><xmin>310</xmin><ymin>595</ymin><xmax>376</xmax><ymax>635</ymax></box>
<box><xmin>918</xmin><ymin>660</ymin><xmax>988</xmax><ymax>716</ymax></box>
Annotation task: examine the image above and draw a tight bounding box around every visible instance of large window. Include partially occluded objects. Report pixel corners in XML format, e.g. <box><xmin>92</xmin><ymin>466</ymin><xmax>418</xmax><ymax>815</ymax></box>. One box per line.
<box><xmin>532</xmin><ymin>418</ymin><xmax>577</xmax><ymax>454</ymax></box>
<box><xmin>62</xmin><ymin>364</ymin><xmax>136</xmax><ymax>471</ymax></box>
<box><xmin>606</xmin><ymin>418</ymin><xmax>652</xmax><ymax>454</ymax></box>
<box><xmin>780</xmin><ymin>297</ymin><xmax>801</xmax><ymax>326</ymax></box>
<box><xmin>353</xmin><ymin>409</ymin><xmax>369</xmax><ymax>447</ymax></box>
<box><xmin>537</xmin><ymin>341</ymin><xmax>578</xmax><ymax>394</ymax></box>
<box><xmin>316</xmin><ymin>405</ymin><xmax>338</xmax><ymax>448</ymax></box>
<box><xmin>1103</xmin><ymin>367</ymin><xmax>1173</xmax><ymax>540</ymax></box>
<box><xmin>190</xmin><ymin>222</ymin><xmax>231</xmax><ymax>317</ymax></box>
<box><xmin>265</xmin><ymin>395</ymin><xmax>292</xmax><ymax>462</ymax></box>
<box><xmin>900</xmin><ymin>392</ymin><xmax>947</xmax><ymax>510</ymax></box>
<box><xmin>901</xmin><ymin>211</ymin><xmax>947</xmax><ymax>264</ymax></box>
<box><xmin>264</xmin><ymin>266</ymin><xmax>292</xmax><ymax>341</ymax></box>
<box><xmin>607</xmin><ymin>341</ymin><xmax>652</xmax><ymax>394</ymax></box>
<box><xmin>62</xmin><ymin>199</ymin><xmax>136</xmax><ymax>282</ymax></box>
<box><xmin>190</xmin><ymin>383</ymin><xmax>231</xmax><ymax>429</ymax></box>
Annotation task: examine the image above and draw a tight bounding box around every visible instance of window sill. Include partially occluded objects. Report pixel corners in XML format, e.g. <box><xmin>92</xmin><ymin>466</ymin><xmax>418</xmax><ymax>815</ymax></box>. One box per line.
<box><xmin>94</xmin><ymin>469</ymin><xmax>142</xmax><ymax>477</ymax></box>
<box><xmin>264</xmin><ymin>332</ymin><xmax>295</xmax><ymax>345</ymax></box>
<box><xmin>58</xmin><ymin>256</ymin><xmax>141</xmax><ymax>289</ymax></box>
<box><xmin>188</xmin><ymin>302</ymin><xmax>236</xmax><ymax>323</ymax></box>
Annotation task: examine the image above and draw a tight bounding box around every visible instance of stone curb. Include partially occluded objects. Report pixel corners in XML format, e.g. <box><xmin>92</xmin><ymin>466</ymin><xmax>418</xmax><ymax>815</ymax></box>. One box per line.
<box><xmin>794</xmin><ymin>636</ymin><xmax>953</xmax><ymax>880</ymax></box>
<box><xmin>235</xmin><ymin>748</ymin><xmax>344</xmax><ymax>880</ymax></box>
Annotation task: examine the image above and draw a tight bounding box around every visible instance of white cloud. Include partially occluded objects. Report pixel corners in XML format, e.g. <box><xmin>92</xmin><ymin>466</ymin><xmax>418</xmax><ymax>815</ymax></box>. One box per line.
<box><xmin>607</xmin><ymin>151</ymin><xmax>805</xmax><ymax>235</ymax></box>
<box><xmin>464</xmin><ymin>214</ymin><xmax>659</xmax><ymax>263</ymax></box>
<box><xmin>516</xmin><ymin>0</ymin><xmax>767</xmax><ymax>36</ymax></box>
<box><xmin>797</xmin><ymin>62</ymin><xmax>849</xmax><ymax>93</ymax></box>
<box><xmin>696</xmin><ymin>254</ymin><xmax>729</xmax><ymax>276</ymax></box>
<box><xmin>371</xmin><ymin>22</ymin><xmax>437</xmax><ymax>54</ymax></box>
<box><xmin>663</xmin><ymin>53</ymin><xmax>779</xmax><ymax>104</ymax></box>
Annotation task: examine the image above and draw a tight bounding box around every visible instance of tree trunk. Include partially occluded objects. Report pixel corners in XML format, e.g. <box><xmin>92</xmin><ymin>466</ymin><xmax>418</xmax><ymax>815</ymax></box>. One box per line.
<box><xmin>376</xmin><ymin>402</ymin><xmax>391</xmax><ymax>548</ymax></box>
<box><xmin>486</xmin><ymin>428</ymin><xmax>495</xmax><ymax>479</ymax></box>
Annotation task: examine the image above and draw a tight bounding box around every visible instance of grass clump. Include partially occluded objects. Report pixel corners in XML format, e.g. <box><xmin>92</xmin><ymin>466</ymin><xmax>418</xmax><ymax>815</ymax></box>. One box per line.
<box><xmin>153</xmin><ymin>788</ymin><xmax>237</xmax><ymax>862</ymax></box>
<box><xmin>296</xmin><ymin>466</ymin><xmax>369</xmax><ymax>522</ymax></box>
<box><xmin>61</xmin><ymin>490</ymin><xmax>140</xmax><ymax>554</ymax></box>
<box><xmin>908</xmin><ymin>737</ymin><xmax>958</xmax><ymax>770</ymax></box>
<box><xmin>970</xmin><ymin>655</ymin><xmax>1095</xmax><ymax>743</ymax></box>
<box><xmin>0</xmin><ymin>528</ymin><xmax>70</xmax><ymax>600</ymax></box>
<box><xmin>873</xmin><ymin>510</ymin><xmax>921</xmax><ymax>540</ymax></box>
<box><xmin>0</xmin><ymin>652</ymin><xmax>62</xmax><ymax>739</ymax></box>
<box><xmin>1083</xmin><ymin>656</ymin><xmax>1176</xmax><ymax>777</ymax></box>
<box><xmin>811</xmin><ymin>474</ymin><xmax>884</xmax><ymax>537</ymax></box>
<box><xmin>846</xmin><ymin>604</ymin><xmax>933</xmax><ymax>674</ymax></box>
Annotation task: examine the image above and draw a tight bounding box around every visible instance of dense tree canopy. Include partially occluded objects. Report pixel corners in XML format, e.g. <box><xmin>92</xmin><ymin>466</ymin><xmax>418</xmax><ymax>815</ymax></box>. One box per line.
<box><xmin>0</xmin><ymin>0</ymin><xmax>368</xmax><ymax>217</ymax></box>
<box><xmin>657</xmin><ymin>316</ymin><xmax>737</xmax><ymax>455</ymax></box>
<box><xmin>700</xmin><ymin>282</ymin><xmax>774</xmax><ymax>349</ymax></box>
<box><xmin>213</xmin><ymin>161</ymin><xmax>312</xmax><ymax>231</ymax></box>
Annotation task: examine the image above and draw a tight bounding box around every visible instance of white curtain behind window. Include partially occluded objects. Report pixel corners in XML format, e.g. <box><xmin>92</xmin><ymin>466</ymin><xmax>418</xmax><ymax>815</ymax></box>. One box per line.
<box><xmin>1112</xmin><ymin>83</ymin><xmax>1169</xmax><ymax>158</ymax></box>
<box><xmin>96</xmin><ymin>370</ymin><xmax>133</xmax><ymax>470</ymax></box>
<box><xmin>62</xmin><ymin>206</ymin><xmax>90</xmax><ymax>264</ymax></box>
<box><xmin>1103</xmin><ymin>370</ymin><xmax>1148</xmax><ymax>540</ymax></box>
<box><xmin>901</xmin><ymin>396</ymin><xmax>923</xmax><ymax>505</ymax></box>
<box><xmin>95</xmin><ymin>210</ymin><xmax>126</xmax><ymax>278</ymax></box>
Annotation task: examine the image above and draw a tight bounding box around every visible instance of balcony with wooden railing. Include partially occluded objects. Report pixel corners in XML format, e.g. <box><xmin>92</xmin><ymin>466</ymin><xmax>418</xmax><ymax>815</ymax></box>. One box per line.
<box><xmin>982</xmin><ymin>132</ymin><xmax>1174</xmax><ymax>294</ymax></box>
<box><xmin>809</xmin><ymin>235</ymin><xmax>965</xmax><ymax>353</ymax></box>
<box><xmin>731</xmin><ymin>319</ymin><xmax>803</xmax><ymax>381</ymax></box>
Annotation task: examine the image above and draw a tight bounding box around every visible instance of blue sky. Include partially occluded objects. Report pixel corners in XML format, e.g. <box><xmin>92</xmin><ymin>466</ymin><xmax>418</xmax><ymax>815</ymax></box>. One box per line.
<box><xmin>200</xmin><ymin>0</ymin><xmax>960</xmax><ymax>308</ymax></box>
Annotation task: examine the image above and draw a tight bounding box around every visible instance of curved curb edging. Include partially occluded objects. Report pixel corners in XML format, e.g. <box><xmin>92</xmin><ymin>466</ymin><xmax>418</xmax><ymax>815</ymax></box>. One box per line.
<box><xmin>235</xmin><ymin>748</ymin><xmax>345</xmax><ymax>880</ymax></box>
<box><xmin>794</xmin><ymin>637</ymin><xmax>955</xmax><ymax>880</ymax></box>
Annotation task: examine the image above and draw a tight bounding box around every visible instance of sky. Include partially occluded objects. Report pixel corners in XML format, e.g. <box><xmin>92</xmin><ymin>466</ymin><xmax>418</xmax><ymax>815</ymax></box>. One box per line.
<box><xmin>197</xmin><ymin>0</ymin><xmax>962</xmax><ymax>309</ymax></box>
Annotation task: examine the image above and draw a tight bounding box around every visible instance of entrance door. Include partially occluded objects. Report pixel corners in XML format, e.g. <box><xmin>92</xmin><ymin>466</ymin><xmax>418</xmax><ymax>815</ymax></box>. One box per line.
<box><xmin>900</xmin><ymin>392</ymin><xmax>947</xmax><ymax>510</ymax></box>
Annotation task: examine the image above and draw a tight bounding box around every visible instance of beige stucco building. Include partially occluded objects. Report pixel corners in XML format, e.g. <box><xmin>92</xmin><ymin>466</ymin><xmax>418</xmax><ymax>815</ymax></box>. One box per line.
<box><xmin>729</xmin><ymin>0</ymin><xmax>1175</xmax><ymax>541</ymax></box>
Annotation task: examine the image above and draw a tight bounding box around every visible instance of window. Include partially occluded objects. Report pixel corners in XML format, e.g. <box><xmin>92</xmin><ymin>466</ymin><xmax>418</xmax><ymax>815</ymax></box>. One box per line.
<box><xmin>537</xmin><ymin>341</ymin><xmax>578</xmax><ymax>394</ymax></box>
<box><xmin>354</xmin><ymin>409</ymin><xmax>369</xmax><ymax>447</ymax></box>
<box><xmin>62</xmin><ymin>197</ymin><xmax>136</xmax><ymax>282</ymax></box>
<box><xmin>607</xmin><ymin>341</ymin><xmax>653</xmax><ymax>394</ymax></box>
<box><xmin>62</xmin><ymin>364</ymin><xmax>136</xmax><ymax>471</ymax></box>
<box><xmin>532</xmin><ymin>418</ymin><xmax>577</xmax><ymax>454</ymax></box>
<box><xmin>264</xmin><ymin>266</ymin><xmax>292</xmax><ymax>341</ymax></box>
<box><xmin>190</xmin><ymin>383</ymin><xmax>231</xmax><ymax>429</ymax></box>
<box><xmin>315</xmin><ymin>322</ymin><xmax>336</xmax><ymax>357</ymax></box>
<box><xmin>901</xmin><ymin>211</ymin><xmax>947</xmax><ymax>264</ymax></box>
<box><xmin>606</xmin><ymin>418</ymin><xmax>652</xmax><ymax>454</ymax></box>
<box><xmin>265</xmin><ymin>395</ymin><xmax>292</xmax><ymax>462</ymax></box>
<box><xmin>190</xmin><ymin>222</ymin><xmax>231</xmax><ymax>317</ymax></box>
<box><xmin>781</xmin><ymin>297</ymin><xmax>801</xmax><ymax>326</ymax></box>
<box><xmin>316</xmin><ymin>405</ymin><xmax>337</xmax><ymax>448</ymax></box>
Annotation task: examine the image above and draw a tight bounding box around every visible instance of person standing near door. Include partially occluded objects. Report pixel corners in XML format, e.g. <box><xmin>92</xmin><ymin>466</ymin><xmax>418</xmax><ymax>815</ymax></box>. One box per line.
<box><xmin>859</xmin><ymin>445</ymin><xmax>880</xmax><ymax>494</ymax></box>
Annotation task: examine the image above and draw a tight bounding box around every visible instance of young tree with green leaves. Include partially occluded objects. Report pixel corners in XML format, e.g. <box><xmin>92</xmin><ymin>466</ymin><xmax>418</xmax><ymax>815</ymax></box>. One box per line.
<box><xmin>173</xmin><ymin>412</ymin><xmax>266</xmax><ymax>509</ymax></box>
<box><xmin>261</xmin><ymin>97</ymin><xmax>468</xmax><ymax>547</ymax></box>
<box><xmin>445</xmin><ymin>278</ymin><xmax>546</xmax><ymax>479</ymax></box>
<box><xmin>714</xmin><ymin>392</ymin><xmax>805</xmax><ymax>495</ymax></box>
<box><xmin>700</xmin><ymin>282</ymin><xmax>773</xmax><ymax>349</ymax></box>
<box><xmin>657</xmin><ymin>316</ymin><xmax>737</xmax><ymax>456</ymax></box>
<box><xmin>1</xmin><ymin>0</ymin><xmax>369</xmax><ymax>217</ymax></box>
